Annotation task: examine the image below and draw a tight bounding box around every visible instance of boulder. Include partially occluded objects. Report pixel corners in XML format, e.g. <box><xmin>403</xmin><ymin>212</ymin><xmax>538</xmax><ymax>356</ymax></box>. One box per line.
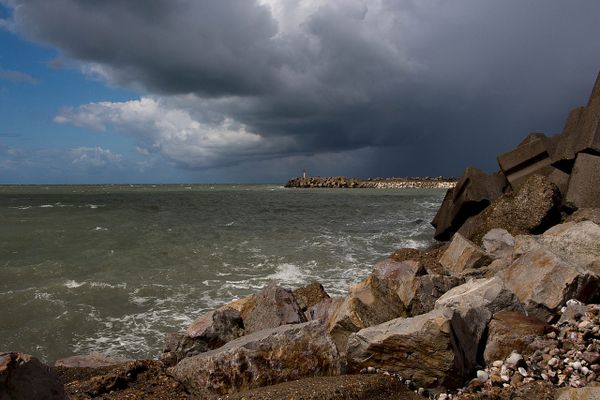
<box><xmin>346</xmin><ymin>308</ymin><xmax>472</xmax><ymax>389</ymax></box>
<box><xmin>373</xmin><ymin>258</ymin><xmax>460</xmax><ymax>316</ymax></box>
<box><xmin>434</xmin><ymin>277</ymin><xmax>522</xmax><ymax>367</ymax></box>
<box><xmin>500</xmin><ymin>247</ymin><xmax>600</xmax><ymax>320</ymax></box>
<box><xmin>305</xmin><ymin>297</ymin><xmax>344</xmax><ymax>324</ymax></box>
<box><xmin>564</xmin><ymin>207</ymin><xmax>600</xmax><ymax>225</ymax></box>
<box><xmin>406</xmin><ymin>274</ymin><xmax>462</xmax><ymax>316</ymax></box>
<box><xmin>497</xmin><ymin>132</ymin><xmax>559</xmax><ymax>189</ymax></box>
<box><xmin>161</xmin><ymin>307</ymin><xmax>244</xmax><ymax>366</ymax></box>
<box><xmin>483</xmin><ymin>311</ymin><xmax>550</xmax><ymax>365</ymax></box>
<box><xmin>459</xmin><ymin>174</ymin><xmax>561</xmax><ymax>244</ymax></box>
<box><xmin>565</xmin><ymin>152</ymin><xmax>600</xmax><ymax>209</ymax></box>
<box><xmin>552</xmin><ymin>71</ymin><xmax>600</xmax><ymax>170</ymax></box>
<box><xmin>482</xmin><ymin>228</ymin><xmax>515</xmax><ymax>262</ymax></box>
<box><xmin>432</xmin><ymin>168</ymin><xmax>507</xmax><ymax>241</ymax></box>
<box><xmin>513</xmin><ymin>221</ymin><xmax>600</xmax><ymax>267</ymax></box>
<box><xmin>438</xmin><ymin>233</ymin><xmax>491</xmax><ymax>277</ymax></box>
<box><xmin>0</xmin><ymin>352</ymin><xmax>67</xmax><ymax>400</ymax></box>
<box><xmin>54</xmin><ymin>353</ymin><xmax>133</xmax><ymax>368</ymax></box>
<box><xmin>327</xmin><ymin>275</ymin><xmax>407</xmax><ymax>354</ymax></box>
<box><xmin>293</xmin><ymin>282</ymin><xmax>330</xmax><ymax>311</ymax></box>
<box><xmin>243</xmin><ymin>283</ymin><xmax>307</xmax><ymax>334</ymax></box>
<box><xmin>168</xmin><ymin>321</ymin><xmax>341</xmax><ymax>397</ymax></box>
<box><xmin>556</xmin><ymin>387</ymin><xmax>600</xmax><ymax>400</ymax></box>
<box><xmin>389</xmin><ymin>245</ymin><xmax>447</xmax><ymax>275</ymax></box>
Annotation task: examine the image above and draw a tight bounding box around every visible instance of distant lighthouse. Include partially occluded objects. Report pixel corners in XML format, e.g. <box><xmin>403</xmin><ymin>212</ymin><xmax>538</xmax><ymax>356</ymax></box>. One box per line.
<box><xmin>303</xmin><ymin>169</ymin><xmax>307</xmax><ymax>178</ymax></box>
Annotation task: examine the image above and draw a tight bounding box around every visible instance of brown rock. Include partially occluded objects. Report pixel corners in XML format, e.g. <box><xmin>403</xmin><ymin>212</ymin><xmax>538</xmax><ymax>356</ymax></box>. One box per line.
<box><xmin>305</xmin><ymin>297</ymin><xmax>344</xmax><ymax>324</ymax></box>
<box><xmin>161</xmin><ymin>306</ymin><xmax>244</xmax><ymax>366</ymax></box>
<box><xmin>346</xmin><ymin>308</ymin><xmax>472</xmax><ymax>389</ymax></box>
<box><xmin>0</xmin><ymin>352</ymin><xmax>67</xmax><ymax>400</ymax></box>
<box><xmin>293</xmin><ymin>282</ymin><xmax>330</xmax><ymax>311</ymax></box>
<box><xmin>168</xmin><ymin>321</ymin><xmax>341</xmax><ymax>397</ymax></box>
<box><xmin>565</xmin><ymin>208</ymin><xmax>600</xmax><ymax>225</ymax></box>
<box><xmin>500</xmin><ymin>247</ymin><xmax>600</xmax><ymax>320</ymax></box>
<box><xmin>54</xmin><ymin>352</ymin><xmax>133</xmax><ymax>368</ymax></box>
<box><xmin>407</xmin><ymin>274</ymin><xmax>462</xmax><ymax>316</ymax></box>
<box><xmin>243</xmin><ymin>283</ymin><xmax>307</xmax><ymax>334</ymax></box>
<box><xmin>439</xmin><ymin>233</ymin><xmax>492</xmax><ymax>276</ymax></box>
<box><xmin>459</xmin><ymin>175</ymin><xmax>561</xmax><ymax>245</ymax></box>
<box><xmin>483</xmin><ymin>311</ymin><xmax>550</xmax><ymax>365</ymax></box>
<box><xmin>327</xmin><ymin>275</ymin><xmax>407</xmax><ymax>354</ymax></box>
<box><xmin>389</xmin><ymin>245</ymin><xmax>447</xmax><ymax>275</ymax></box>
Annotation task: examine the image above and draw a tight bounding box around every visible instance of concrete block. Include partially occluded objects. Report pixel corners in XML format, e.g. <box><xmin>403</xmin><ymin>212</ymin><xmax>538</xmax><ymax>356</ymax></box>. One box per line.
<box><xmin>565</xmin><ymin>152</ymin><xmax>600</xmax><ymax>209</ymax></box>
<box><xmin>432</xmin><ymin>168</ymin><xmax>507</xmax><ymax>241</ymax></box>
<box><xmin>497</xmin><ymin>133</ymin><xmax>557</xmax><ymax>188</ymax></box>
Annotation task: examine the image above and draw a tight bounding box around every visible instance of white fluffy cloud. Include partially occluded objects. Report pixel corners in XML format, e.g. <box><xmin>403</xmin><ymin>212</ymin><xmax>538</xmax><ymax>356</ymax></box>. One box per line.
<box><xmin>70</xmin><ymin>146</ymin><xmax>123</xmax><ymax>169</ymax></box>
<box><xmin>55</xmin><ymin>97</ymin><xmax>295</xmax><ymax>168</ymax></box>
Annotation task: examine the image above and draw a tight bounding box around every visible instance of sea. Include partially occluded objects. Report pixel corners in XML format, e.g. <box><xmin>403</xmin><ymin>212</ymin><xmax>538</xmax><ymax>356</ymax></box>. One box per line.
<box><xmin>0</xmin><ymin>184</ymin><xmax>446</xmax><ymax>363</ymax></box>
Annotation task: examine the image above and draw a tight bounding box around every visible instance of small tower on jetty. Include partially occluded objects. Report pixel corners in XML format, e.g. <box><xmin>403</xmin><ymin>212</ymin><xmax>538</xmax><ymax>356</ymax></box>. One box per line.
<box><xmin>303</xmin><ymin>169</ymin><xmax>307</xmax><ymax>178</ymax></box>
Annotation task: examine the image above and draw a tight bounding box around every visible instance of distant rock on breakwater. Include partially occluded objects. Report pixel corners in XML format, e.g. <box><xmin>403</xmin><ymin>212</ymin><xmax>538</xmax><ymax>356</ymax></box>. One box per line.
<box><xmin>285</xmin><ymin>176</ymin><xmax>457</xmax><ymax>189</ymax></box>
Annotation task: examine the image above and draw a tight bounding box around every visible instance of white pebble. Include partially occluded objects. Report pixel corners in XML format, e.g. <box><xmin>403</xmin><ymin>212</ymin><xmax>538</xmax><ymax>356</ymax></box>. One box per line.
<box><xmin>501</xmin><ymin>375</ymin><xmax>510</xmax><ymax>382</ymax></box>
<box><xmin>581</xmin><ymin>366</ymin><xmax>590</xmax><ymax>375</ymax></box>
<box><xmin>492</xmin><ymin>360</ymin><xmax>504</xmax><ymax>368</ymax></box>
<box><xmin>476</xmin><ymin>370</ymin><xmax>489</xmax><ymax>382</ymax></box>
<box><xmin>438</xmin><ymin>394</ymin><xmax>448</xmax><ymax>400</ymax></box>
<box><xmin>548</xmin><ymin>358</ymin><xmax>559</xmax><ymax>367</ymax></box>
<box><xmin>572</xmin><ymin>361</ymin><xmax>582</xmax><ymax>370</ymax></box>
<box><xmin>518</xmin><ymin>367</ymin><xmax>528</xmax><ymax>377</ymax></box>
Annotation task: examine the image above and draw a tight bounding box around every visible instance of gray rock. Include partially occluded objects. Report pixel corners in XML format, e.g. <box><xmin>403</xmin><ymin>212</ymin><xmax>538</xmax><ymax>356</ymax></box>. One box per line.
<box><xmin>566</xmin><ymin>153</ymin><xmax>600</xmax><ymax>209</ymax></box>
<box><xmin>161</xmin><ymin>306</ymin><xmax>244</xmax><ymax>366</ymax></box>
<box><xmin>168</xmin><ymin>321</ymin><xmax>341</xmax><ymax>397</ymax></box>
<box><xmin>513</xmin><ymin>221</ymin><xmax>600</xmax><ymax>267</ymax></box>
<box><xmin>327</xmin><ymin>275</ymin><xmax>406</xmax><ymax>354</ymax></box>
<box><xmin>0</xmin><ymin>352</ymin><xmax>67</xmax><ymax>400</ymax></box>
<box><xmin>243</xmin><ymin>283</ymin><xmax>307</xmax><ymax>334</ymax></box>
<box><xmin>439</xmin><ymin>233</ymin><xmax>492</xmax><ymax>277</ymax></box>
<box><xmin>346</xmin><ymin>308</ymin><xmax>472</xmax><ymax>389</ymax></box>
<box><xmin>501</xmin><ymin>247</ymin><xmax>600</xmax><ymax>320</ymax></box>
<box><xmin>497</xmin><ymin>132</ymin><xmax>559</xmax><ymax>190</ymax></box>
<box><xmin>482</xmin><ymin>228</ymin><xmax>514</xmax><ymax>262</ymax></box>
<box><xmin>434</xmin><ymin>277</ymin><xmax>522</xmax><ymax>367</ymax></box>
<box><xmin>565</xmin><ymin>207</ymin><xmax>600</xmax><ymax>225</ymax></box>
<box><xmin>408</xmin><ymin>274</ymin><xmax>462</xmax><ymax>316</ymax></box>
<box><xmin>432</xmin><ymin>168</ymin><xmax>507</xmax><ymax>241</ymax></box>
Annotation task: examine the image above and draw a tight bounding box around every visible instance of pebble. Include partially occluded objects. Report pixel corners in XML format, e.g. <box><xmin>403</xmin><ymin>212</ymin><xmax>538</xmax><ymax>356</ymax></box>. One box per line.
<box><xmin>505</xmin><ymin>352</ymin><xmax>523</xmax><ymax>368</ymax></box>
<box><xmin>518</xmin><ymin>367</ymin><xmax>528</xmax><ymax>377</ymax></box>
<box><xmin>572</xmin><ymin>361</ymin><xmax>582</xmax><ymax>370</ymax></box>
<box><xmin>367</xmin><ymin>366</ymin><xmax>376</xmax><ymax>373</ymax></box>
<box><xmin>476</xmin><ymin>370</ymin><xmax>489</xmax><ymax>382</ymax></box>
<box><xmin>492</xmin><ymin>360</ymin><xmax>503</xmax><ymax>368</ymax></box>
<box><xmin>547</xmin><ymin>357</ymin><xmax>559</xmax><ymax>367</ymax></box>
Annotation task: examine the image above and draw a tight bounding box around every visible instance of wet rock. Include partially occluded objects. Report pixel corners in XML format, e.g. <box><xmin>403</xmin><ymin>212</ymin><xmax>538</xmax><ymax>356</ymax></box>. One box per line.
<box><xmin>439</xmin><ymin>233</ymin><xmax>492</xmax><ymax>277</ymax></box>
<box><xmin>327</xmin><ymin>275</ymin><xmax>407</xmax><ymax>353</ymax></box>
<box><xmin>513</xmin><ymin>221</ymin><xmax>600</xmax><ymax>267</ymax></box>
<box><xmin>432</xmin><ymin>168</ymin><xmax>507</xmax><ymax>241</ymax></box>
<box><xmin>169</xmin><ymin>321</ymin><xmax>341</xmax><ymax>397</ymax></box>
<box><xmin>0</xmin><ymin>352</ymin><xmax>67</xmax><ymax>400</ymax></box>
<box><xmin>565</xmin><ymin>153</ymin><xmax>600</xmax><ymax>210</ymax></box>
<box><xmin>435</xmin><ymin>277</ymin><xmax>522</xmax><ymax>367</ymax></box>
<box><xmin>54</xmin><ymin>352</ymin><xmax>133</xmax><ymax>368</ymax></box>
<box><xmin>459</xmin><ymin>175</ymin><xmax>562</xmax><ymax>245</ymax></box>
<box><xmin>293</xmin><ymin>282</ymin><xmax>330</xmax><ymax>311</ymax></box>
<box><xmin>346</xmin><ymin>308</ymin><xmax>472</xmax><ymax>389</ymax></box>
<box><xmin>161</xmin><ymin>306</ymin><xmax>244</xmax><ymax>366</ymax></box>
<box><xmin>501</xmin><ymin>247</ymin><xmax>600</xmax><ymax>320</ymax></box>
<box><xmin>243</xmin><ymin>283</ymin><xmax>307</xmax><ymax>334</ymax></box>
<box><xmin>483</xmin><ymin>311</ymin><xmax>550</xmax><ymax>365</ymax></box>
<box><xmin>482</xmin><ymin>228</ymin><xmax>515</xmax><ymax>262</ymax></box>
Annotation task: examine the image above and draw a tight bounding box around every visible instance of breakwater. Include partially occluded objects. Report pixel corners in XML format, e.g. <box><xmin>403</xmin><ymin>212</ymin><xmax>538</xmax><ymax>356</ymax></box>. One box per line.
<box><xmin>285</xmin><ymin>176</ymin><xmax>457</xmax><ymax>189</ymax></box>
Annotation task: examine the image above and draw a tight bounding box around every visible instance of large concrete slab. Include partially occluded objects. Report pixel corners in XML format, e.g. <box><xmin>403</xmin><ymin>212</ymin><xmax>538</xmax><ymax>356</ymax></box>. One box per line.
<box><xmin>565</xmin><ymin>152</ymin><xmax>600</xmax><ymax>209</ymax></box>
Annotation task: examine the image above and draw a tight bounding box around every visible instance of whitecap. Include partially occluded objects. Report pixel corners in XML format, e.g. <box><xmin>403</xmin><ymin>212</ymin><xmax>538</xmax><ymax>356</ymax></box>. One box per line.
<box><xmin>93</xmin><ymin>226</ymin><xmax>108</xmax><ymax>231</ymax></box>
<box><xmin>65</xmin><ymin>280</ymin><xmax>85</xmax><ymax>289</ymax></box>
<box><xmin>39</xmin><ymin>204</ymin><xmax>54</xmax><ymax>208</ymax></box>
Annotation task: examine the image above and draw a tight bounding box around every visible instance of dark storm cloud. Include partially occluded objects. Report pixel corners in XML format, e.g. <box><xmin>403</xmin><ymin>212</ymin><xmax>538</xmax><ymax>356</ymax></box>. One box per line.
<box><xmin>3</xmin><ymin>0</ymin><xmax>600</xmax><ymax>176</ymax></box>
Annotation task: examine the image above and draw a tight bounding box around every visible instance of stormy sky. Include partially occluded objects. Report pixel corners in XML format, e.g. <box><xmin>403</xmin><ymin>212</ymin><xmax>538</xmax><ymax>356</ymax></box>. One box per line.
<box><xmin>1</xmin><ymin>0</ymin><xmax>600</xmax><ymax>183</ymax></box>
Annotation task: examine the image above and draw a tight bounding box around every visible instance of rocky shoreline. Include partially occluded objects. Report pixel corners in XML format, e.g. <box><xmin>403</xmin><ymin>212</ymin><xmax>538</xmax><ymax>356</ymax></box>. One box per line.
<box><xmin>2</xmin><ymin>73</ymin><xmax>600</xmax><ymax>400</ymax></box>
<box><xmin>285</xmin><ymin>176</ymin><xmax>457</xmax><ymax>189</ymax></box>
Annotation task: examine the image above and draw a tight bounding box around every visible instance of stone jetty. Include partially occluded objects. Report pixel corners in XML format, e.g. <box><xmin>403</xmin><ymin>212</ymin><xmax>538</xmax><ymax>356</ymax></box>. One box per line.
<box><xmin>3</xmin><ymin>72</ymin><xmax>600</xmax><ymax>400</ymax></box>
<box><xmin>285</xmin><ymin>176</ymin><xmax>457</xmax><ymax>189</ymax></box>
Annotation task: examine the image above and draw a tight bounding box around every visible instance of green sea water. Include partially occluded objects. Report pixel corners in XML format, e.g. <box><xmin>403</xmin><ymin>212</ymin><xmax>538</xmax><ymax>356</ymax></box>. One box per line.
<box><xmin>0</xmin><ymin>184</ymin><xmax>445</xmax><ymax>362</ymax></box>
